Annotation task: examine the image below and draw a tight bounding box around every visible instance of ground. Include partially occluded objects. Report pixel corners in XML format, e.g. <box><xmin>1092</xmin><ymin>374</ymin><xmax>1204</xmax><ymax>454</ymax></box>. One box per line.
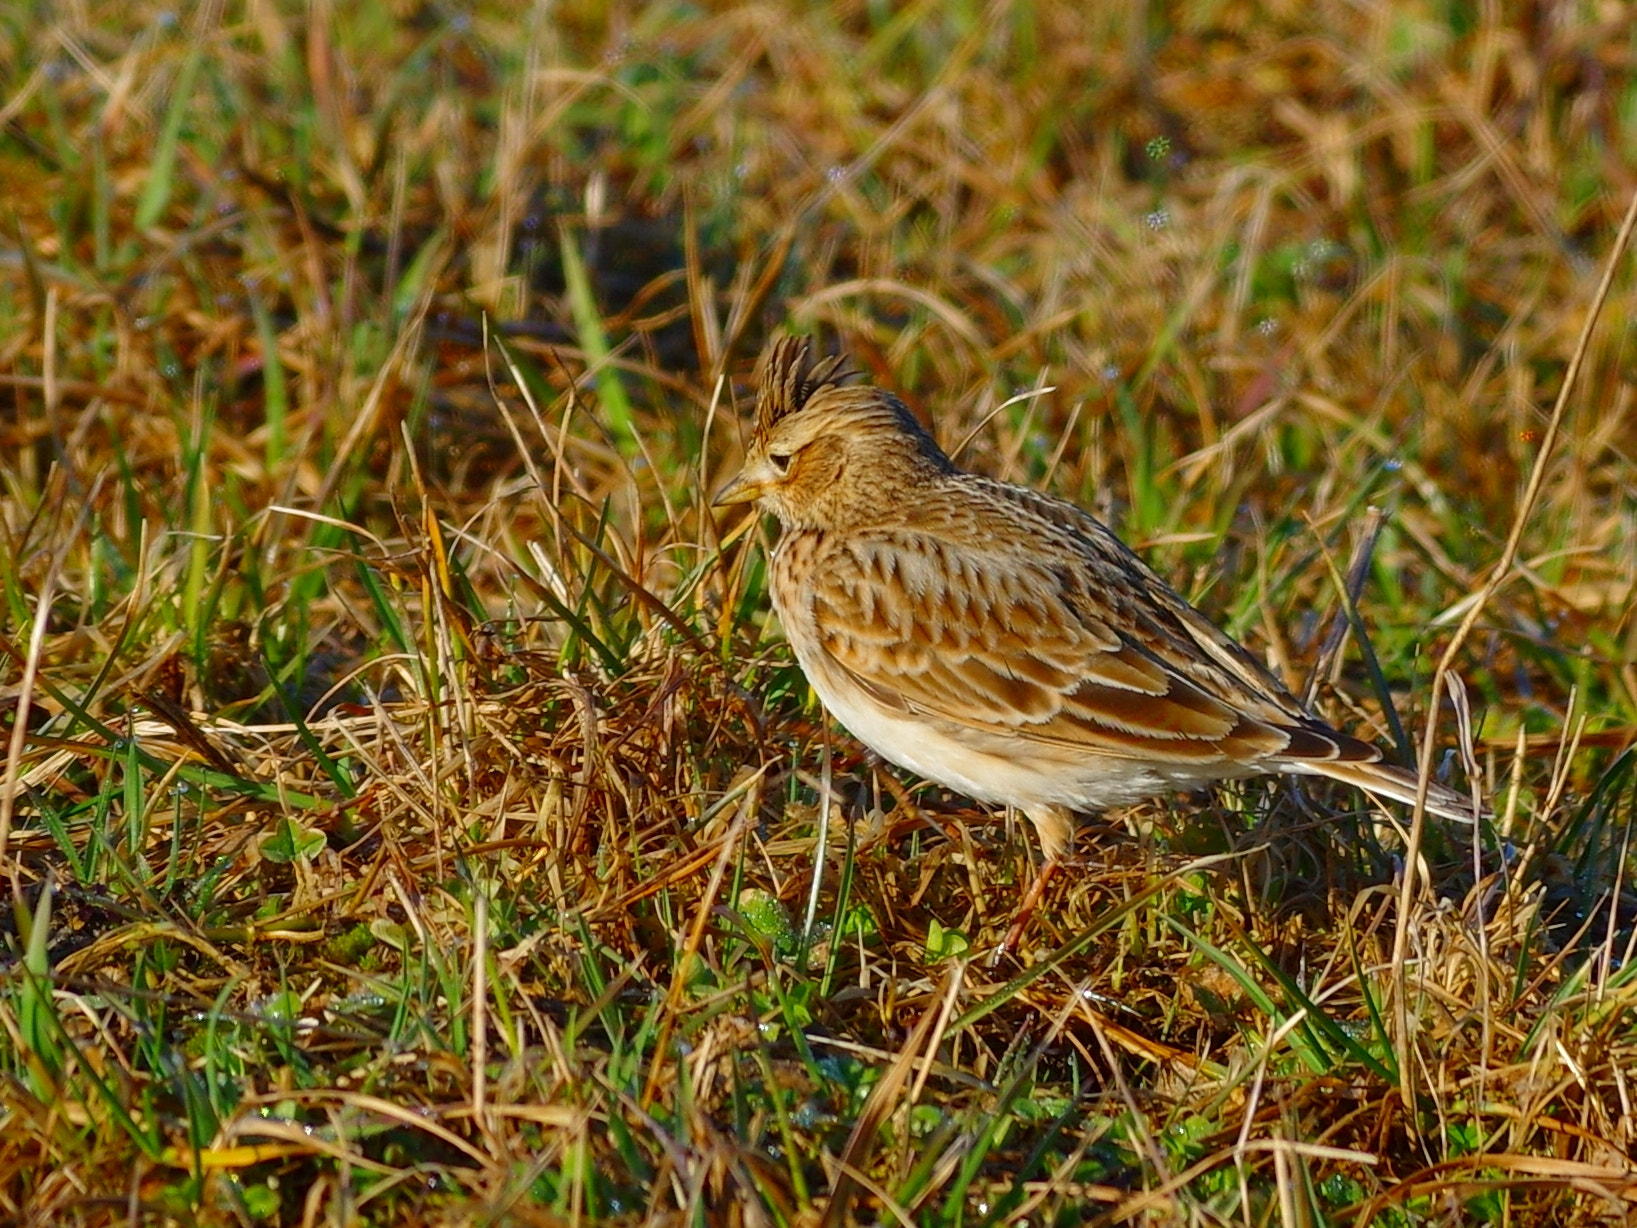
<box><xmin>1</xmin><ymin>2</ymin><xmax>1636</xmax><ymax>1224</ymax></box>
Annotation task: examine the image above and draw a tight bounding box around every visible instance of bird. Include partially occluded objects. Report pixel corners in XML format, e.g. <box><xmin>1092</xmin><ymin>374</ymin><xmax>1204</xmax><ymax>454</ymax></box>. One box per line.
<box><xmin>714</xmin><ymin>335</ymin><xmax>1484</xmax><ymax>950</ymax></box>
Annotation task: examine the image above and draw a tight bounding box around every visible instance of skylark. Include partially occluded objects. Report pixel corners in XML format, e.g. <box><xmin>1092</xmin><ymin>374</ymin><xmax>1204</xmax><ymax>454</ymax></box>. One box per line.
<box><xmin>716</xmin><ymin>336</ymin><xmax>1482</xmax><ymax>942</ymax></box>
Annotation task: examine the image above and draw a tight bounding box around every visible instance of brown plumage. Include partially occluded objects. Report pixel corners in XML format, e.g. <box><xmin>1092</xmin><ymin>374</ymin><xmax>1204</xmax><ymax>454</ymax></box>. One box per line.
<box><xmin>716</xmin><ymin>336</ymin><xmax>1483</xmax><ymax>943</ymax></box>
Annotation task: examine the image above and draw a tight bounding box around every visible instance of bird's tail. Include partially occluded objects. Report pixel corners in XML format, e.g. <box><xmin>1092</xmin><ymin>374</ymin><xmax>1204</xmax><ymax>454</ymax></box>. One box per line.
<box><xmin>1295</xmin><ymin>757</ymin><xmax>1487</xmax><ymax>823</ymax></box>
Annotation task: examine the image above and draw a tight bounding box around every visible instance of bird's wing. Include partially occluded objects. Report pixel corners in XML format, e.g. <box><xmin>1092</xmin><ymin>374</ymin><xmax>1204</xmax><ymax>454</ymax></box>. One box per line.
<box><xmin>806</xmin><ymin>512</ymin><xmax>1374</xmax><ymax>768</ymax></box>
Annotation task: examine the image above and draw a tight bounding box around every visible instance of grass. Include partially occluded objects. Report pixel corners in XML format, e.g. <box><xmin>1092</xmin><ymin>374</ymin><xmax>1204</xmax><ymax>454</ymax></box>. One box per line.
<box><xmin>2</xmin><ymin>0</ymin><xmax>1636</xmax><ymax>1224</ymax></box>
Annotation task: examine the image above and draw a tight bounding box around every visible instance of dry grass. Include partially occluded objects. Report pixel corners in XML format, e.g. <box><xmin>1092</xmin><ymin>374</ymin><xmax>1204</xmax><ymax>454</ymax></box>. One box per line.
<box><xmin>2</xmin><ymin>1</ymin><xmax>1636</xmax><ymax>1224</ymax></box>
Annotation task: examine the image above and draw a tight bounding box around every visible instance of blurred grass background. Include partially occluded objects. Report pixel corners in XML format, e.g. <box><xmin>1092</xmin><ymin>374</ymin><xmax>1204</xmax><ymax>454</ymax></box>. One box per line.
<box><xmin>2</xmin><ymin>1</ymin><xmax>1636</xmax><ymax>1224</ymax></box>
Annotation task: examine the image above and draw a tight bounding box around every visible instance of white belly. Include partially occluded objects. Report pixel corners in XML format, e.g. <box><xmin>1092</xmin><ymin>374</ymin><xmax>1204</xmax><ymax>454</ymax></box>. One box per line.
<box><xmin>790</xmin><ymin>633</ymin><xmax>1204</xmax><ymax>813</ymax></box>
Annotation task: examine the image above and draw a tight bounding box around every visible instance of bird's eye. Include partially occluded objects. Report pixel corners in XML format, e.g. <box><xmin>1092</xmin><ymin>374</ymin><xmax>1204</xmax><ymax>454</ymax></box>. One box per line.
<box><xmin>769</xmin><ymin>452</ymin><xmax>792</xmax><ymax>473</ymax></box>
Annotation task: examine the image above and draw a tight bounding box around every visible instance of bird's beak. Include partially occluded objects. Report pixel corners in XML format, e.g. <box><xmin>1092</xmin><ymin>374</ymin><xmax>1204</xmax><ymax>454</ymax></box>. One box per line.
<box><xmin>712</xmin><ymin>470</ymin><xmax>763</xmax><ymax>508</ymax></box>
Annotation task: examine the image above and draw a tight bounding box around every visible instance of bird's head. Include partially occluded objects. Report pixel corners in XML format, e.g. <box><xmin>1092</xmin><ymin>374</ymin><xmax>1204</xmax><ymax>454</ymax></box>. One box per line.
<box><xmin>713</xmin><ymin>336</ymin><xmax>952</xmax><ymax>529</ymax></box>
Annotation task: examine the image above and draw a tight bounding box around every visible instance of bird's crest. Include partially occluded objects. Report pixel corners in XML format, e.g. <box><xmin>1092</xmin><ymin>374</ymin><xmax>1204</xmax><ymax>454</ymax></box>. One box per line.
<box><xmin>753</xmin><ymin>336</ymin><xmax>855</xmax><ymax>440</ymax></box>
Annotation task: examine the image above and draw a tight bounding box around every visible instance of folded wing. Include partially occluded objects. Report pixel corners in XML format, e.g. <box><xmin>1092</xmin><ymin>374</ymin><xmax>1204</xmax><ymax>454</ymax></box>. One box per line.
<box><xmin>808</xmin><ymin>509</ymin><xmax>1382</xmax><ymax>773</ymax></box>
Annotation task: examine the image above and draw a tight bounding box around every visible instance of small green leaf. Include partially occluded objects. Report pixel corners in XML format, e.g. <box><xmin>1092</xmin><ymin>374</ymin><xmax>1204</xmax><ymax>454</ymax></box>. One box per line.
<box><xmin>738</xmin><ymin>888</ymin><xmax>795</xmax><ymax>951</ymax></box>
<box><xmin>241</xmin><ymin>1182</ymin><xmax>280</xmax><ymax>1219</ymax></box>
<box><xmin>924</xmin><ymin>917</ymin><xmax>970</xmax><ymax>963</ymax></box>
<box><xmin>259</xmin><ymin>818</ymin><xmax>326</xmax><ymax>863</ymax></box>
<box><xmin>369</xmin><ymin>919</ymin><xmax>411</xmax><ymax>952</ymax></box>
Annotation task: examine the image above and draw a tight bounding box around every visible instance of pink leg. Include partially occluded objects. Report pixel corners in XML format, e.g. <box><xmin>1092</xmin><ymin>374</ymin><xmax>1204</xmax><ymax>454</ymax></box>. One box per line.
<box><xmin>997</xmin><ymin>857</ymin><xmax>1058</xmax><ymax>958</ymax></box>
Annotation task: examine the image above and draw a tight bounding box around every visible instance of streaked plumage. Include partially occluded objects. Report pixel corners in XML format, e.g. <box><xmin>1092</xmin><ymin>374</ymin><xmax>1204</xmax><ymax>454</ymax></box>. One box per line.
<box><xmin>716</xmin><ymin>336</ymin><xmax>1482</xmax><ymax>934</ymax></box>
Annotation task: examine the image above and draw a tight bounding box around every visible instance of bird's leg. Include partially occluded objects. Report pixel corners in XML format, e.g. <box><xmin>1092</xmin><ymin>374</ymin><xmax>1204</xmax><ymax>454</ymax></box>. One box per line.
<box><xmin>997</xmin><ymin>856</ymin><xmax>1058</xmax><ymax>958</ymax></box>
<box><xmin>992</xmin><ymin>804</ymin><xmax>1073</xmax><ymax>960</ymax></box>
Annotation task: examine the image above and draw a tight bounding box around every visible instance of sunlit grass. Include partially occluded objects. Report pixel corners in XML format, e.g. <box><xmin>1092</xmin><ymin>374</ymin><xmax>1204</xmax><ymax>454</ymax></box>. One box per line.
<box><xmin>1</xmin><ymin>1</ymin><xmax>1635</xmax><ymax>1224</ymax></box>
